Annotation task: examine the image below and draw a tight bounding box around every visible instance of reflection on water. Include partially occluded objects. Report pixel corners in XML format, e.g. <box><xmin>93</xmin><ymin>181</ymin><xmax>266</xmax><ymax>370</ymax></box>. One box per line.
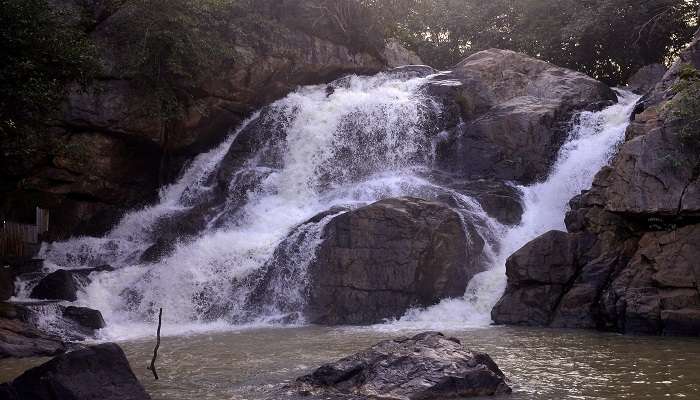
<box><xmin>2</xmin><ymin>326</ymin><xmax>700</xmax><ymax>399</ymax></box>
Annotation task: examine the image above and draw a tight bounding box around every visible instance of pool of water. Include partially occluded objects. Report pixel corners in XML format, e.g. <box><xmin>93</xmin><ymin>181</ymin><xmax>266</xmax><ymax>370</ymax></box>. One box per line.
<box><xmin>2</xmin><ymin>326</ymin><xmax>700</xmax><ymax>399</ymax></box>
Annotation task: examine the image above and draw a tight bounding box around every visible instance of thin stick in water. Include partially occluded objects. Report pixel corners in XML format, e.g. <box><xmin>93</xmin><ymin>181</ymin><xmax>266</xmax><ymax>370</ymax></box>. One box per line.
<box><xmin>147</xmin><ymin>308</ymin><xmax>163</xmax><ymax>380</ymax></box>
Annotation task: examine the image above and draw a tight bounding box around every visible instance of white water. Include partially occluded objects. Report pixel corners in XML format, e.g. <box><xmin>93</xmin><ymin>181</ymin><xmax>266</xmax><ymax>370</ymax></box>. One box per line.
<box><xmin>30</xmin><ymin>70</ymin><xmax>639</xmax><ymax>340</ymax></box>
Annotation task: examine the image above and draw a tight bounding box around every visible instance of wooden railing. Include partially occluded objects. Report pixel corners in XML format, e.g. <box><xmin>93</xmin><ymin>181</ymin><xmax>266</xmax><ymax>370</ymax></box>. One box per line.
<box><xmin>0</xmin><ymin>208</ymin><xmax>49</xmax><ymax>257</ymax></box>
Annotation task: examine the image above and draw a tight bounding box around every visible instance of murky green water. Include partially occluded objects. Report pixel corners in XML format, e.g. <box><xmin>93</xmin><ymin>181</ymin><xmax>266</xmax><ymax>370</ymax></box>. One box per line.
<box><xmin>2</xmin><ymin>326</ymin><xmax>700</xmax><ymax>399</ymax></box>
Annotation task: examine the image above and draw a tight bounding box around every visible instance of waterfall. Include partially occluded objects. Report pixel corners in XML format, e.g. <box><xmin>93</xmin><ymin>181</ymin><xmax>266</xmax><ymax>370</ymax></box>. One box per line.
<box><xmin>29</xmin><ymin>68</ymin><xmax>639</xmax><ymax>340</ymax></box>
<box><xmin>380</xmin><ymin>90</ymin><xmax>640</xmax><ymax>331</ymax></box>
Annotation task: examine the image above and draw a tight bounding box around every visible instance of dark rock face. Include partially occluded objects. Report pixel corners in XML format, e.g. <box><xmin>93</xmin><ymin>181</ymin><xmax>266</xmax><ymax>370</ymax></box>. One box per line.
<box><xmin>431</xmin><ymin>49</ymin><xmax>617</xmax><ymax>185</ymax></box>
<box><xmin>1</xmin><ymin>1</ymin><xmax>391</xmax><ymax>240</ymax></box>
<box><xmin>295</xmin><ymin>332</ymin><xmax>511</xmax><ymax>399</ymax></box>
<box><xmin>306</xmin><ymin>198</ymin><xmax>485</xmax><ymax>325</ymax></box>
<box><xmin>626</xmin><ymin>64</ymin><xmax>667</xmax><ymax>95</ymax></box>
<box><xmin>2</xmin><ymin>343</ymin><xmax>151</xmax><ymax>400</ymax></box>
<box><xmin>30</xmin><ymin>270</ymin><xmax>84</xmax><ymax>301</ymax></box>
<box><xmin>492</xmin><ymin>32</ymin><xmax>700</xmax><ymax>336</ymax></box>
<box><xmin>63</xmin><ymin>306</ymin><xmax>106</xmax><ymax>331</ymax></box>
<box><xmin>0</xmin><ymin>259</ymin><xmax>44</xmax><ymax>301</ymax></box>
<box><xmin>0</xmin><ymin>303</ymin><xmax>65</xmax><ymax>359</ymax></box>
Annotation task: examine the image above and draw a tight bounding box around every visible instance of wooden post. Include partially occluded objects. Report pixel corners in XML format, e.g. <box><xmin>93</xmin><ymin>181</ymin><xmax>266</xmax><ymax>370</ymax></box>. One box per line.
<box><xmin>147</xmin><ymin>308</ymin><xmax>163</xmax><ymax>380</ymax></box>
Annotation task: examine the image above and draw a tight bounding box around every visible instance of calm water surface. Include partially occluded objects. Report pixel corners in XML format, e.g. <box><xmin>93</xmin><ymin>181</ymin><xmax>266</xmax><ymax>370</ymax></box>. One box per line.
<box><xmin>2</xmin><ymin>326</ymin><xmax>700</xmax><ymax>399</ymax></box>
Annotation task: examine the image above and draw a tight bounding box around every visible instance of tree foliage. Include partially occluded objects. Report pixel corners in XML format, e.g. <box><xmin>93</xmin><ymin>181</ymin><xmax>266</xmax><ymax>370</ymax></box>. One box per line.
<box><xmin>361</xmin><ymin>0</ymin><xmax>699</xmax><ymax>85</ymax></box>
<box><xmin>0</xmin><ymin>0</ymin><xmax>100</xmax><ymax>135</ymax></box>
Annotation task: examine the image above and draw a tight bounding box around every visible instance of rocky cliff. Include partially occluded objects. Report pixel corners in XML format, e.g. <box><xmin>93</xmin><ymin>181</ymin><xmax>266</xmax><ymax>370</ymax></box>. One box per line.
<box><xmin>1</xmin><ymin>0</ymin><xmax>416</xmax><ymax>240</ymax></box>
<box><xmin>492</xmin><ymin>31</ymin><xmax>700</xmax><ymax>336</ymax></box>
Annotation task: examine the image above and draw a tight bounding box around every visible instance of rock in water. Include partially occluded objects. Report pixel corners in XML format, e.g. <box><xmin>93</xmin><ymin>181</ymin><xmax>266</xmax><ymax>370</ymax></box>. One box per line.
<box><xmin>1</xmin><ymin>343</ymin><xmax>150</xmax><ymax>400</ymax></box>
<box><xmin>29</xmin><ymin>270</ymin><xmax>84</xmax><ymax>301</ymax></box>
<box><xmin>0</xmin><ymin>318</ymin><xmax>65</xmax><ymax>359</ymax></box>
<box><xmin>295</xmin><ymin>332</ymin><xmax>511</xmax><ymax>399</ymax></box>
<box><xmin>306</xmin><ymin>197</ymin><xmax>485</xmax><ymax>325</ymax></box>
<box><xmin>63</xmin><ymin>306</ymin><xmax>106</xmax><ymax>331</ymax></box>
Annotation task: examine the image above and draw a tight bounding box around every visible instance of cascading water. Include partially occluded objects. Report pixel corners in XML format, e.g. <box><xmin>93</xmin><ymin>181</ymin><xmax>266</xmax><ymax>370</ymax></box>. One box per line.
<box><xmin>382</xmin><ymin>90</ymin><xmax>640</xmax><ymax>331</ymax></box>
<box><xmin>26</xmin><ymin>66</ymin><xmax>640</xmax><ymax>340</ymax></box>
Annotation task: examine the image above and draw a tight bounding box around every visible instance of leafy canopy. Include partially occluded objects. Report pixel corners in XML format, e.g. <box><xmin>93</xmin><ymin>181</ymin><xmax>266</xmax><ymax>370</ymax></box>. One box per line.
<box><xmin>361</xmin><ymin>0</ymin><xmax>699</xmax><ymax>85</ymax></box>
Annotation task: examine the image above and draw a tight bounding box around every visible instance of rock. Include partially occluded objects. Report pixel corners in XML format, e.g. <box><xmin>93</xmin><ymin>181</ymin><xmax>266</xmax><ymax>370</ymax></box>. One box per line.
<box><xmin>492</xmin><ymin>230</ymin><xmax>584</xmax><ymax>326</ymax></box>
<box><xmin>2</xmin><ymin>343</ymin><xmax>151</xmax><ymax>400</ymax></box>
<box><xmin>306</xmin><ymin>197</ymin><xmax>486</xmax><ymax>325</ymax></box>
<box><xmin>1</xmin><ymin>1</ymin><xmax>388</xmax><ymax>241</ymax></box>
<box><xmin>29</xmin><ymin>270</ymin><xmax>85</xmax><ymax>301</ymax></box>
<box><xmin>0</xmin><ymin>303</ymin><xmax>65</xmax><ymax>359</ymax></box>
<box><xmin>30</xmin><ymin>269</ymin><xmax>94</xmax><ymax>301</ymax></box>
<box><xmin>493</xmin><ymin>30</ymin><xmax>700</xmax><ymax>336</ymax></box>
<box><xmin>627</xmin><ymin>64</ymin><xmax>667</xmax><ymax>94</ymax></box>
<box><xmin>295</xmin><ymin>332</ymin><xmax>511</xmax><ymax>399</ymax></box>
<box><xmin>62</xmin><ymin>306</ymin><xmax>106</xmax><ymax>331</ymax></box>
<box><xmin>382</xmin><ymin>39</ymin><xmax>424</xmax><ymax>67</ymax></box>
<box><xmin>432</xmin><ymin>49</ymin><xmax>617</xmax><ymax>184</ymax></box>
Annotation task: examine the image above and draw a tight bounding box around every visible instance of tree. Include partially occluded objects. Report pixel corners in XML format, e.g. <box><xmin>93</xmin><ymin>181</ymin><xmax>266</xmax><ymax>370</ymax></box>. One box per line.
<box><xmin>361</xmin><ymin>0</ymin><xmax>699</xmax><ymax>85</ymax></box>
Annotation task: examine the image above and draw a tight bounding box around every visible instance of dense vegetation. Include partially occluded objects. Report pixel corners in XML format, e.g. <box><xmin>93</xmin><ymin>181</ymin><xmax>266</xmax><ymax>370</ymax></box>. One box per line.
<box><xmin>362</xmin><ymin>0</ymin><xmax>699</xmax><ymax>85</ymax></box>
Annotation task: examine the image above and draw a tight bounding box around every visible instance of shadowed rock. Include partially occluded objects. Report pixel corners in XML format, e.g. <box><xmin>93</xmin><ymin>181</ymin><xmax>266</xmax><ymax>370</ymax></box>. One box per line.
<box><xmin>0</xmin><ymin>343</ymin><xmax>150</xmax><ymax>400</ymax></box>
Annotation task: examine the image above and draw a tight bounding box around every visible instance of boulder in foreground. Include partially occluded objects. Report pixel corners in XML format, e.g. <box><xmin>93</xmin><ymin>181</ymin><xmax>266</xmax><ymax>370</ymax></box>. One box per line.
<box><xmin>294</xmin><ymin>332</ymin><xmax>511</xmax><ymax>399</ymax></box>
<box><xmin>0</xmin><ymin>343</ymin><xmax>150</xmax><ymax>400</ymax></box>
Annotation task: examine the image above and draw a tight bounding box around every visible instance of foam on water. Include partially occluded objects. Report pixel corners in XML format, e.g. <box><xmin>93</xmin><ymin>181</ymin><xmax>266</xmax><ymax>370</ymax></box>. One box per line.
<box><xmin>31</xmin><ymin>69</ymin><xmax>639</xmax><ymax>340</ymax></box>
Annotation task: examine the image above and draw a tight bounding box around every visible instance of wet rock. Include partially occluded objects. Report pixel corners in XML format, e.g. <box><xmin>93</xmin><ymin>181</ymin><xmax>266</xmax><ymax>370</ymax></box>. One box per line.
<box><xmin>0</xmin><ymin>259</ymin><xmax>45</xmax><ymax>301</ymax></box>
<box><xmin>433</xmin><ymin>48</ymin><xmax>617</xmax><ymax>184</ymax></box>
<box><xmin>2</xmin><ymin>343</ymin><xmax>151</xmax><ymax>400</ymax></box>
<box><xmin>295</xmin><ymin>332</ymin><xmax>511</xmax><ymax>399</ymax></box>
<box><xmin>0</xmin><ymin>303</ymin><xmax>65</xmax><ymax>359</ymax></box>
<box><xmin>492</xmin><ymin>230</ymin><xmax>582</xmax><ymax>326</ymax></box>
<box><xmin>29</xmin><ymin>270</ymin><xmax>85</xmax><ymax>301</ymax></box>
<box><xmin>306</xmin><ymin>197</ymin><xmax>486</xmax><ymax>325</ymax></box>
<box><xmin>62</xmin><ymin>306</ymin><xmax>106</xmax><ymax>331</ymax></box>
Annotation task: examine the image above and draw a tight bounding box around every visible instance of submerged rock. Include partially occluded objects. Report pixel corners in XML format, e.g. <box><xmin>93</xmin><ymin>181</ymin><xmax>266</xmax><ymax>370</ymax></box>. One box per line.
<box><xmin>294</xmin><ymin>332</ymin><xmax>511</xmax><ymax>399</ymax></box>
<box><xmin>0</xmin><ymin>343</ymin><xmax>150</xmax><ymax>400</ymax></box>
<box><xmin>306</xmin><ymin>197</ymin><xmax>485</xmax><ymax>325</ymax></box>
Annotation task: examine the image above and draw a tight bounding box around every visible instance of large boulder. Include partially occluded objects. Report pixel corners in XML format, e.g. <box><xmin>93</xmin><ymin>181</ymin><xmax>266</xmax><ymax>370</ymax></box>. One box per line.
<box><xmin>306</xmin><ymin>197</ymin><xmax>485</xmax><ymax>325</ymax></box>
<box><xmin>294</xmin><ymin>332</ymin><xmax>511</xmax><ymax>399</ymax></box>
<box><xmin>432</xmin><ymin>49</ymin><xmax>617</xmax><ymax>184</ymax></box>
<box><xmin>0</xmin><ymin>343</ymin><xmax>151</xmax><ymax>400</ymax></box>
<box><xmin>492</xmin><ymin>31</ymin><xmax>700</xmax><ymax>336</ymax></box>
